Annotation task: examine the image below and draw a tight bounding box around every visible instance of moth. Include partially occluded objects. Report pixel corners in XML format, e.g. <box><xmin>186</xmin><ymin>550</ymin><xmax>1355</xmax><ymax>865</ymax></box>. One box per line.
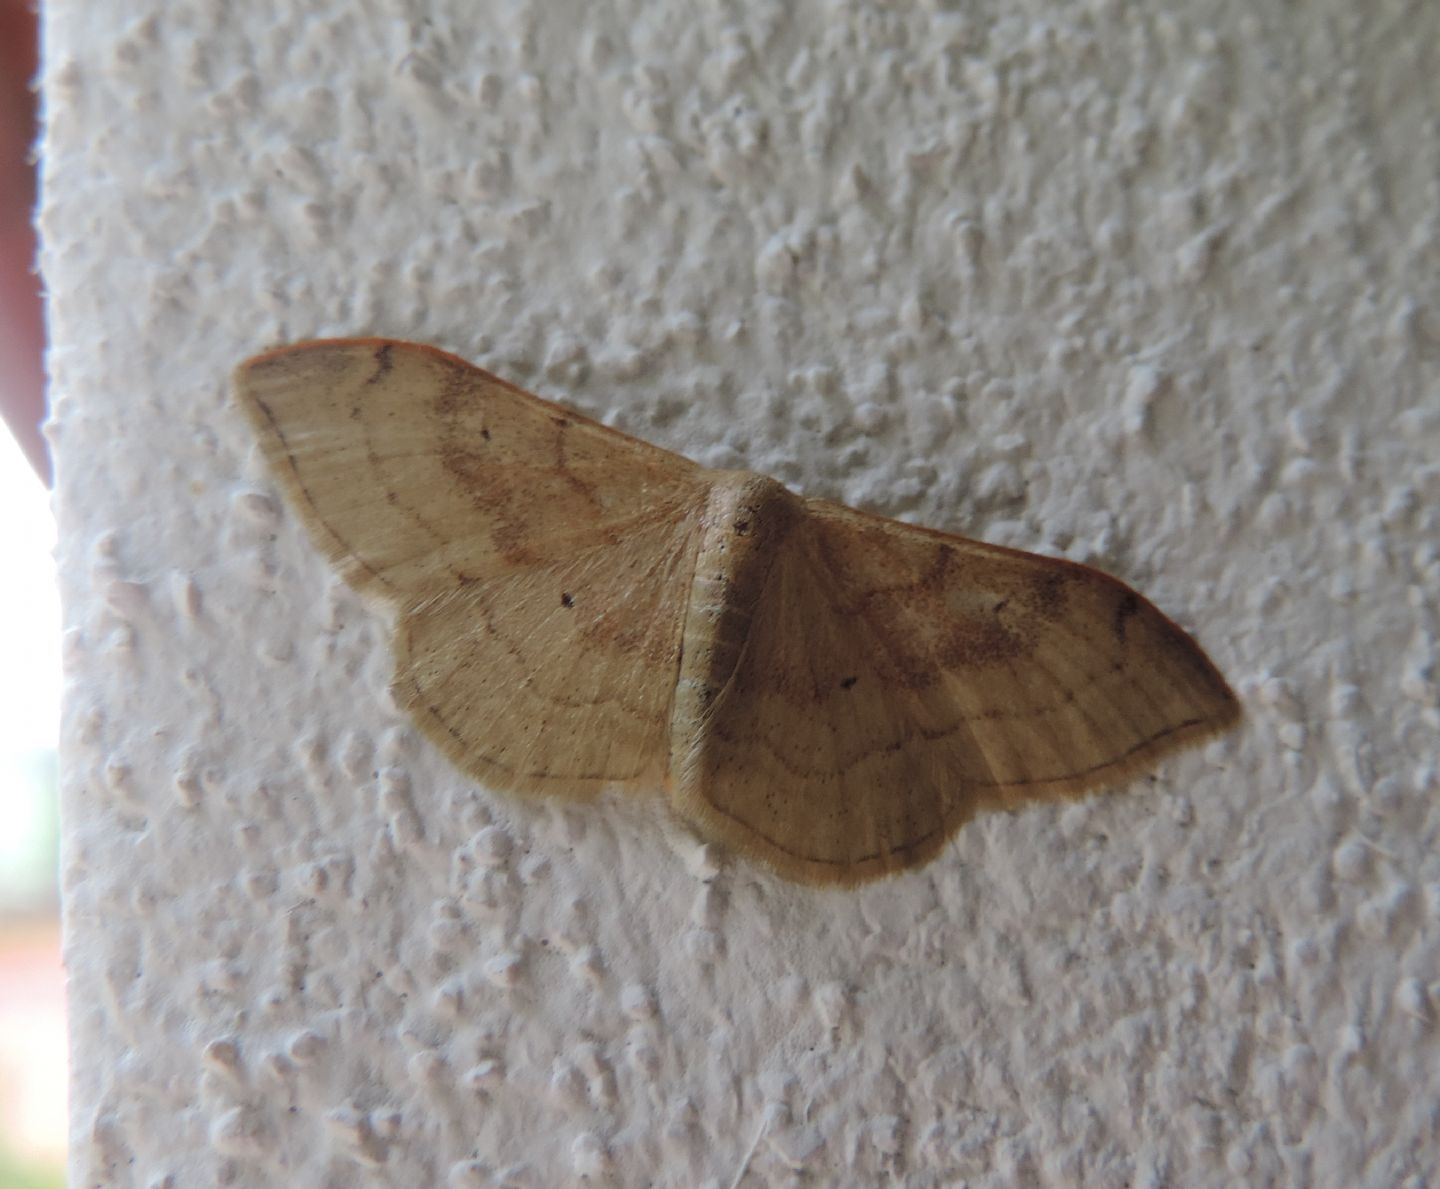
<box><xmin>236</xmin><ymin>338</ymin><xmax>1239</xmax><ymax>886</ymax></box>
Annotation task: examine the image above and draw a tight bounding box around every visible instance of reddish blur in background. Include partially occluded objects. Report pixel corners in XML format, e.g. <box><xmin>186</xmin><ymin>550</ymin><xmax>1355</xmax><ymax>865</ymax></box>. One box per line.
<box><xmin>0</xmin><ymin>0</ymin><xmax>43</xmax><ymax>482</ymax></box>
<box><xmin>0</xmin><ymin>4</ymin><xmax>66</xmax><ymax>1188</ymax></box>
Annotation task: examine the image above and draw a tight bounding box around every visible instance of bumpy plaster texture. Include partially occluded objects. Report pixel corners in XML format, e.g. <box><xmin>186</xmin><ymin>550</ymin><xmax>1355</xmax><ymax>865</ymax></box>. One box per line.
<box><xmin>43</xmin><ymin>2</ymin><xmax>1438</xmax><ymax>1186</ymax></box>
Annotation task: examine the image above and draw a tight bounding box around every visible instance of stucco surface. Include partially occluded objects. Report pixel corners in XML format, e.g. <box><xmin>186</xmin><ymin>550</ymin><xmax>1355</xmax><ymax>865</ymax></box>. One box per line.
<box><xmin>43</xmin><ymin>2</ymin><xmax>1439</xmax><ymax>1186</ymax></box>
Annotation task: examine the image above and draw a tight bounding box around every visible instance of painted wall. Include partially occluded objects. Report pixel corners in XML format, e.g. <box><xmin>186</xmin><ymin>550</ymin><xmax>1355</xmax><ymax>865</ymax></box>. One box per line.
<box><xmin>44</xmin><ymin>2</ymin><xmax>1439</xmax><ymax>1185</ymax></box>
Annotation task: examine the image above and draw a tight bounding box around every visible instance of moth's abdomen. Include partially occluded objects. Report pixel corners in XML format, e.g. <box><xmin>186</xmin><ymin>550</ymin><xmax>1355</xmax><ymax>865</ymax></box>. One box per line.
<box><xmin>671</xmin><ymin>473</ymin><xmax>801</xmax><ymax>739</ymax></box>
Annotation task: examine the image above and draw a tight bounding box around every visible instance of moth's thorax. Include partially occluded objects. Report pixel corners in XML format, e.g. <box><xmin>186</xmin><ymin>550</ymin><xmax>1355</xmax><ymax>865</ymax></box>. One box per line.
<box><xmin>698</xmin><ymin>470</ymin><xmax>803</xmax><ymax>552</ymax></box>
<box><xmin>691</xmin><ymin>469</ymin><xmax>802</xmax><ymax>643</ymax></box>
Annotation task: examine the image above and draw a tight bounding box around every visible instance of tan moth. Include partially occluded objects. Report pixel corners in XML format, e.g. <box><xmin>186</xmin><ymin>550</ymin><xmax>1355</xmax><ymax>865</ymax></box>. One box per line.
<box><xmin>236</xmin><ymin>338</ymin><xmax>1240</xmax><ymax>886</ymax></box>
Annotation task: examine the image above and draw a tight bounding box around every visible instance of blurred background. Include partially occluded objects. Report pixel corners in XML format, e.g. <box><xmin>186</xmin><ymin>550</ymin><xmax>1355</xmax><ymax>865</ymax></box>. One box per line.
<box><xmin>0</xmin><ymin>3</ymin><xmax>66</xmax><ymax>1187</ymax></box>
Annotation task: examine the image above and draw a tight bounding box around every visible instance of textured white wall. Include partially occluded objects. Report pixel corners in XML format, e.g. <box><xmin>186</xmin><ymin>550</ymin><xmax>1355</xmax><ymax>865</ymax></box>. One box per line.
<box><xmin>43</xmin><ymin>2</ymin><xmax>1439</xmax><ymax>1186</ymax></box>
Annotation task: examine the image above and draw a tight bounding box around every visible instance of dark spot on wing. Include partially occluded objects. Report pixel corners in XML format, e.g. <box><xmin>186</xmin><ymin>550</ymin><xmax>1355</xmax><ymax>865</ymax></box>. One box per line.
<box><xmin>439</xmin><ymin>444</ymin><xmax>488</xmax><ymax>490</ymax></box>
<box><xmin>433</xmin><ymin>364</ymin><xmax>478</xmax><ymax>417</ymax></box>
<box><xmin>367</xmin><ymin>344</ymin><xmax>394</xmax><ymax>383</ymax></box>
<box><xmin>1113</xmin><ymin>592</ymin><xmax>1141</xmax><ymax>643</ymax></box>
<box><xmin>839</xmin><ymin>676</ymin><xmax>858</xmax><ymax>690</ymax></box>
<box><xmin>561</xmin><ymin>592</ymin><xmax>574</xmax><ymax>608</ymax></box>
<box><xmin>1028</xmin><ymin>570</ymin><xmax>1069</xmax><ymax>617</ymax></box>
